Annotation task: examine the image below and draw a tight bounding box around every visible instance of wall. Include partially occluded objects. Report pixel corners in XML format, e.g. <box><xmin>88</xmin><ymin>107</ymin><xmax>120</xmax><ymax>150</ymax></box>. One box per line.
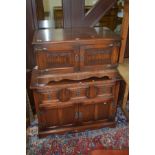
<box><xmin>42</xmin><ymin>0</ymin><xmax>98</xmax><ymax>27</ymax></box>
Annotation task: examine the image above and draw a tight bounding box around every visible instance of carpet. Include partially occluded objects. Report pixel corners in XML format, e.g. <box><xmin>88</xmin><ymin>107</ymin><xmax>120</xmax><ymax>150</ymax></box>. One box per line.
<box><xmin>26</xmin><ymin>107</ymin><xmax>129</xmax><ymax>155</ymax></box>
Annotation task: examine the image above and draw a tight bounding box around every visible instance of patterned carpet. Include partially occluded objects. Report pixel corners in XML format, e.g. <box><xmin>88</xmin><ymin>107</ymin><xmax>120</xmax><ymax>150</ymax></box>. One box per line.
<box><xmin>26</xmin><ymin>107</ymin><xmax>129</xmax><ymax>155</ymax></box>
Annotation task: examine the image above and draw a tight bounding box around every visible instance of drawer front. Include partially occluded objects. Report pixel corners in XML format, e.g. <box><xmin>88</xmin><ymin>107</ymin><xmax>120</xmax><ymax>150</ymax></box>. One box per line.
<box><xmin>80</xmin><ymin>43</ymin><xmax>119</xmax><ymax>71</ymax></box>
<box><xmin>35</xmin><ymin>44</ymin><xmax>79</xmax><ymax>72</ymax></box>
<box><xmin>34</xmin><ymin>79</ymin><xmax>116</xmax><ymax>105</ymax></box>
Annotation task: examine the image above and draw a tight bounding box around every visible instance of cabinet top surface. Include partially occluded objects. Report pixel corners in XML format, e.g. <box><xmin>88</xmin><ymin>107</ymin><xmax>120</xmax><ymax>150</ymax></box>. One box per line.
<box><xmin>33</xmin><ymin>27</ymin><xmax>120</xmax><ymax>44</ymax></box>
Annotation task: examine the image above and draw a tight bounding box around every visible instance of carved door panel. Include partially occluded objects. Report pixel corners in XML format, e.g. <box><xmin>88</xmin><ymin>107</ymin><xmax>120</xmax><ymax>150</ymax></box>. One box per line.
<box><xmin>38</xmin><ymin>102</ymin><xmax>78</xmax><ymax>131</ymax></box>
<box><xmin>35</xmin><ymin>44</ymin><xmax>79</xmax><ymax>73</ymax></box>
<box><xmin>78</xmin><ymin>98</ymin><xmax>115</xmax><ymax>125</ymax></box>
<box><xmin>78</xmin><ymin>102</ymin><xmax>95</xmax><ymax>124</ymax></box>
<box><xmin>38</xmin><ymin>104</ymin><xmax>78</xmax><ymax>130</ymax></box>
<box><xmin>80</xmin><ymin>43</ymin><xmax>119</xmax><ymax>71</ymax></box>
<box><xmin>95</xmin><ymin>99</ymin><xmax>114</xmax><ymax>121</ymax></box>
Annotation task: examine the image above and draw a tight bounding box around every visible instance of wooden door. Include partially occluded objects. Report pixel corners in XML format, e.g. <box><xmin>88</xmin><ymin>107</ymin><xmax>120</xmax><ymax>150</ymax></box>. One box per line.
<box><xmin>38</xmin><ymin>102</ymin><xmax>78</xmax><ymax>131</ymax></box>
<box><xmin>78</xmin><ymin>98</ymin><xmax>115</xmax><ymax>125</ymax></box>
<box><xmin>95</xmin><ymin>99</ymin><xmax>114</xmax><ymax>121</ymax></box>
<box><xmin>35</xmin><ymin>44</ymin><xmax>79</xmax><ymax>73</ymax></box>
<box><xmin>80</xmin><ymin>43</ymin><xmax>119</xmax><ymax>71</ymax></box>
<box><xmin>78</xmin><ymin>102</ymin><xmax>95</xmax><ymax>123</ymax></box>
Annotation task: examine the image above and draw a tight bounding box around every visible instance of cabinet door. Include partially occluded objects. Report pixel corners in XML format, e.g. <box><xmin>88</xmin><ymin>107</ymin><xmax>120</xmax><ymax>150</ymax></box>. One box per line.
<box><xmin>80</xmin><ymin>43</ymin><xmax>119</xmax><ymax>71</ymax></box>
<box><xmin>78</xmin><ymin>98</ymin><xmax>115</xmax><ymax>124</ymax></box>
<box><xmin>35</xmin><ymin>44</ymin><xmax>79</xmax><ymax>73</ymax></box>
<box><xmin>38</xmin><ymin>102</ymin><xmax>78</xmax><ymax>131</ymax></box>
<box><xmin>95</xmin><ymin>100</ymin><xmax>114</xmax><ymax>121</ymax></box>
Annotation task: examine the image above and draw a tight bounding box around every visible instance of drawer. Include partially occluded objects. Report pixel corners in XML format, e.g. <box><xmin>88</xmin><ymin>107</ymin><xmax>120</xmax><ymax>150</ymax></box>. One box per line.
<box><xmin>34</xmin><ymin>77</ymin><xmax>116</xmax><ymax>105</ymax></box>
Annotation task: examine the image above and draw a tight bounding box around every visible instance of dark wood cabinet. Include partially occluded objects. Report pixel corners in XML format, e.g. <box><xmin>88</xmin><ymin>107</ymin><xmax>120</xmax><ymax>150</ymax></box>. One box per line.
<box><xmin>33</xmin><ymin>28</ymin><xmax>120</xmax><ymax>73</ymax></box>
<box><xmin>31</xmin><ymin>27</ymin><xmax>121</xmax><ymax>137</ymax></box>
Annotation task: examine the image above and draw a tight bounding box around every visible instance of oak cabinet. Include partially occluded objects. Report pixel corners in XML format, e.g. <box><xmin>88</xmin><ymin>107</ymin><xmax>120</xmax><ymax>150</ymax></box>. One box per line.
<box><xmin>31</xmin><ymin>27</ymin><xmax>121</xmax><ymax>137</ymax></box>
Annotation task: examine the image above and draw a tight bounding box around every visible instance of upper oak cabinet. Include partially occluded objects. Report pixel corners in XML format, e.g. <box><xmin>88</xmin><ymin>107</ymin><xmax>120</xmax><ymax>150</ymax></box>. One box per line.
<box><xmin>33</xmin><ymin>27</ymin><xmax>120</xmax><ymax>73</ymax></box>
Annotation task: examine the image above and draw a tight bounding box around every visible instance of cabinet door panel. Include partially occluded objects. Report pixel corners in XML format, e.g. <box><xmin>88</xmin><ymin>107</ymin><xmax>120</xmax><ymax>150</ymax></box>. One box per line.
<box><xmin>35</xmin><ymin>44</ymin><xmax>79</xmax><ymax>73</ymax></box>
<box><xmin>37</xmin><ymin>108</ymin><xmax>59</xmax><ymax>130</ymax></box>
<box><xmin>58</xmin><ymin>104</ymin><xmax>78</xmax><ymax>125</ymax></box>
<box><xmin>78</xmin><ymin>98</ymin><xmax>114</xmax><ymax>124</ymax></box>
<box><xmin>38</xmin><ymin>103</ymin><xmax>78</xmax><ymax>130</ymax></box>
<box><xmin>78</xmin><ymin>103</ymin><xmax>95</xmax><ymax>122</ymax></box>
<box><xmin>80</xmin><ymin>44</ymin><xmax>119</xmax><ymax>71</ymax></box>
<box><xmin>97</xmin><ymin>102</ymin><xmax>110</xmax><ymax>120</ymax></box>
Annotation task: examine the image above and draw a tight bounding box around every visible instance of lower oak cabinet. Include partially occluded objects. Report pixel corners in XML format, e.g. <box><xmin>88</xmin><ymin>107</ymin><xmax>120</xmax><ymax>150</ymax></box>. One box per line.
<box><xmin>32</xmin><ymin>76</ymin><xmax>120</xmax><ymax>137</ymax></box>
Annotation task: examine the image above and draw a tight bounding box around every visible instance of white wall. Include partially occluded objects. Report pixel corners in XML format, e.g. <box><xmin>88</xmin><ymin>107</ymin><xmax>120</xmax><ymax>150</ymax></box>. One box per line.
<box><xmin>85</xmin><ymin>0</ymin><xmax>98</xmax><ymax>5</ymax></box>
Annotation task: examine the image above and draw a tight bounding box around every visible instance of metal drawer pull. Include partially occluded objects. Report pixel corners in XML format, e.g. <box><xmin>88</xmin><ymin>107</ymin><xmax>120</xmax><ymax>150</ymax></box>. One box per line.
<box><xmin>104</xmin><ymin>102</ymin><xmax>107</xmax><ymax>105</ymax></box>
